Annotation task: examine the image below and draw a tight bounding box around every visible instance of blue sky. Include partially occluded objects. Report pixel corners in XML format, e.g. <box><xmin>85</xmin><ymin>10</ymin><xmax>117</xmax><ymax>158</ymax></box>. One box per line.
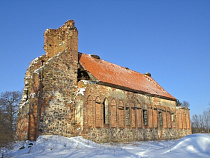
<box><xmin>0</xmin><ymin>0</ymin><xmax>210</xmax><ymax>116</ymax></box>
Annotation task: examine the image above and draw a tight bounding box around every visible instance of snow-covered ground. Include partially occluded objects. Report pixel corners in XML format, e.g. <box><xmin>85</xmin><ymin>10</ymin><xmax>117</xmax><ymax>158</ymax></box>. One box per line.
<box><xmin>1</xmin><ymin>133</ymin><xmax>210</xmax><ymax>158</ymax></box>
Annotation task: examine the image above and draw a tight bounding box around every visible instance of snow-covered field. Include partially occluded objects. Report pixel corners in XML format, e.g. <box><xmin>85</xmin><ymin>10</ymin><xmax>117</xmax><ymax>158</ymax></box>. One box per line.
<box><xmin>1</xmin><ymin>134</ymin><xmax>210</xmax><ymax>158</ymax></box>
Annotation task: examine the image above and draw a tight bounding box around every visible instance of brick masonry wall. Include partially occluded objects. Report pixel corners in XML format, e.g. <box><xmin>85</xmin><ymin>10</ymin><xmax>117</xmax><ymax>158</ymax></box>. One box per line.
<box><xmin>44</xmin><ymin>20</ymin><xmax>78</xmax><ymax>58</ymax></box>
<box><xmin>79</xmin><ymin>81</ymin><xmax>191</xmax><ymax>142</ymax></box>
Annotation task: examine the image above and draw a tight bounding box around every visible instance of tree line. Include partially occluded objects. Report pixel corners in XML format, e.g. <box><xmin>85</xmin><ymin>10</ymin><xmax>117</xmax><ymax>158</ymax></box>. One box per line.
<box><xmin>191</xmin><ymin>104</ymin><xmax>210</xmax><ymax>133</ymax></box>
<box><xmin>0</xmin><ymin>91</ymin><xmax>22</xmax><ymax>148</ymax></box>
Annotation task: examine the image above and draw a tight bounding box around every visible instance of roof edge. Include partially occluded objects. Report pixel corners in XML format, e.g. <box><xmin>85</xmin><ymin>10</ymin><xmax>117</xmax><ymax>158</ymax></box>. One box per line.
<box><xmin>98</xmin><ymin>81</ymin><xmax>177</xmax><ymax>101</ymax></box>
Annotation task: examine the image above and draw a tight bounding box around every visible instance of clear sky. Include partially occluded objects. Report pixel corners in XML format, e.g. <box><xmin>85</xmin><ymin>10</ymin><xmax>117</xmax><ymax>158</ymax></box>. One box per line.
<box><xmin>0</xmin><ymin>0</ymin><xmax>210</xmax><ymax>117</ymax></box>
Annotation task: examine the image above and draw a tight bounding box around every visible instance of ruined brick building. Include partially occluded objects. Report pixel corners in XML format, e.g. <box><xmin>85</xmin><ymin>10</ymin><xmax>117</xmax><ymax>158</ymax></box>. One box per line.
<box><xmin>16</xmin><ymin>20</ymin><xmax>191</xmax><ymax>142</ymax></box>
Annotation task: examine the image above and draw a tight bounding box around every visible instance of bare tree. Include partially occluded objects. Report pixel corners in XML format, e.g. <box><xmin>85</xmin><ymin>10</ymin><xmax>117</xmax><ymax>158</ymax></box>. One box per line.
<box><xmin>181</xmin><ymin>101</ymin><xmax>190</xmax><ymax>108</ymax></box>
<box><xmin>191</xmin><ymin>102</ymin><xmax>210</xmax><ymax>133</ymax></box>
<box><xmin>191</xmin><ymin>114</ymin><xmax>199</xmax><ymax>133</ymax></box>
<box><xmin>199</xmin><ymin>114</ymin><xmax>204</xmax><ymax>132</ymax></box>
<box><xmin>203</xmin><ymin>109</ymin><xmax>210</xmax><ymax>133</ymax></box>
<box><xmin>0</xmin><ymin>91</ymin><xmax>22</xmax><ymax>147</ymax></box>
<box><xmin>0</xmin><ymin>109</ymin><xmax>14</xmax><ymax>148</ymax></box>
<box><xmin>176</xmin><ymin>99</ymin><xmax>181</xmax><ymax>106</ymax></box>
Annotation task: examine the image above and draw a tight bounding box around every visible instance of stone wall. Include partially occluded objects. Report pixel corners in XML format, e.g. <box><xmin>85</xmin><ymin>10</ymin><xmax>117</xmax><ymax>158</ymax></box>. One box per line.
<box><xmin>85</xmin><ymin>128</ymin><xmax>191</xmax><ymax>143</ymax></box>
<box><xmin>17</xmin><ymin>20</ymin><xmax>79</xmax><ymax>141</ymax></box>
<box><xmin>36</xmin><ymin>50</ymin><xmax>79</xmax><ymax>138</ymax></box>
<box><xmin>16</xmin><ymin>55</ymin><xmax>48</xmax><ymax>140</ymax></box>
<box><xmin>79</xmin><ymin>81</ymin><xmax>191</xmax><ymax>142</ymax></box>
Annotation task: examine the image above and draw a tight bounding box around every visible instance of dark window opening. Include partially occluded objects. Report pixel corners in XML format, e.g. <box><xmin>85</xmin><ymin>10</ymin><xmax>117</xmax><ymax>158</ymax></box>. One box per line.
<box><xmin>26</xmin><ymin>90</ymin><xmax>29</xmax><ymax>101</ymax></box>
<box><xmin>41</xmin><ymin>60</ymin><xmax>45</xmax><ymax>66</ymax></box>
<box><xmin>143</xmin><ymin>110</ymin><xmax>148</xmax><ymax>125</ymax></box>
<box><xmin>78</xmin><ymin>69</ymin><xmax>90</xmax><ymax>81</ymax></box>
<box><xmin>159</xmin><ymin>112</ymin><xmax>163</xmax><ymax>126</ymax></box>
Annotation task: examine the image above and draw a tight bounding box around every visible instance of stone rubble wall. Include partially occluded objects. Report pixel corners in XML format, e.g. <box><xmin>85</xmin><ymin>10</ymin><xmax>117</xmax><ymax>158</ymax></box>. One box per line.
<box><xmin>36</xmin><ymin>50</ymin><xmax>79</xmax><ymax>139</ymax></box>
<box><xmin>17</xmin><ymin>20</ymin><xmax>79</xmax><ymax>141</ymax></box>
<box><xmin>16</xmin><ymin>55</ymin><xmax>48</xmax><ymax>140</ymax></box>
<box><xmin>85</xmin><ymin>128</ymin><xmax>191</xmax><ymax>143</ymax></box>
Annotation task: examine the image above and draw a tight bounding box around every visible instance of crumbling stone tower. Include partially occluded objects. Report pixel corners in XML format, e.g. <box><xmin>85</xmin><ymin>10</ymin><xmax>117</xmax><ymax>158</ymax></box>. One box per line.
<box><xmin>44</xmin><ymin>20</ymin><xmax>78</xmax><ymax>58</ymax></box>
<box><xmin>17</xmin><ymin>20</ymin><xmax>79</xmax><ymax>140</ymax></box>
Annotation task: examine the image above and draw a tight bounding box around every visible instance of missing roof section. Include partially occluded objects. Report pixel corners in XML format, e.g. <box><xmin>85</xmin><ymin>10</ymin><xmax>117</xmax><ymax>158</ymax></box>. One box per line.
<box><xmin>90</xmin><ymin>54</ymin><xmax>100</xmax><ymax>59</ymax></box>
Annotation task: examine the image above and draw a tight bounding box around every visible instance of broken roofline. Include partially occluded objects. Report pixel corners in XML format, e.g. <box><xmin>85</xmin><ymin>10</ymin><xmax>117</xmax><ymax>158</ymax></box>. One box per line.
<box><xmin>97</xmin><ymin>81</ymin><xmax>177</xmax><ymax>101</ymax></box>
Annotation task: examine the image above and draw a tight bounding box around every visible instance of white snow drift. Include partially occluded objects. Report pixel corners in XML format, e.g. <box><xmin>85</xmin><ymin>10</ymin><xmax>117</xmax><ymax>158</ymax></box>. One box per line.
<box><xmin>1</xmin><ymin>133</ymin><xmax>210</xmax><ymax>158</ymax></box>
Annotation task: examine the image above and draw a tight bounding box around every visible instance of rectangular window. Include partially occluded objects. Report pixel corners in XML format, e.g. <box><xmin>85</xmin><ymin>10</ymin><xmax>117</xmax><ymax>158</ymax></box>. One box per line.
<box><xmin>143</xmin><ymin>110</ymin><xmax>148</xmax><ymax>125</ymax></box>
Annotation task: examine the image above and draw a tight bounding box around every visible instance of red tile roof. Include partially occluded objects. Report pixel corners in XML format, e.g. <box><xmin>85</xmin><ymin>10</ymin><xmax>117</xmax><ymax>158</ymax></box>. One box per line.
<box><xmin>79</xmin><ymin>53</ymin><xmax>176</xmax><ymax>100</ymax></box>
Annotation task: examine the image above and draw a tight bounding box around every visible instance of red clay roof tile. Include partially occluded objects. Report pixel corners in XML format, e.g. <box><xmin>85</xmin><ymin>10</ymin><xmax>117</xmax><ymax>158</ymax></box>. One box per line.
<box><xmin>79</xmin><ymin>53</ymin><xmax>176</xmax><ymax>100</ymax></box>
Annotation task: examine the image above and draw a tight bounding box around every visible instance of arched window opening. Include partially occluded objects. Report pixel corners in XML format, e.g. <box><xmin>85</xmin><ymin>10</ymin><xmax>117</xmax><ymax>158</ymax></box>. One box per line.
<box><xmin>95</xmin><ymin>97</ymin><xmax>102</xmax><ymax>128</ymax></box>
<box><xmin>125</xmin><ymin>106</ymin><xmax>130</xmax><ymax>126</ymax></box>
<box><xmin>118</xmin><ymin>101</ymin><xmax>124</xmax><ymax>127</ymax></box>
<box><xmin>131</xmin><ymin>103</ymin><xmax>136</xmax><ymax>128</ymax></box>
<box><xmin>103</xmin><ymin>98</ymin><xmax>109</xmax><ymax>125</ymax></box>
<box><xmin>87</xmin><ymin>96</ymin><xmax>93</xmax><ymax>127</ymax></box>
<box><xmin>166</xmin><ymin>111</ymin><xmax>171</xmax><ymax>128</ymax></box>
<box><xmin>152</xmin><ymin>106</ymin><xmax>158</xmax><ymax>128</ymax></box>
<box><xmin>159</xmin><ymin>112</ymin><xmax>163</xmax><ymax>126</ymax></box>
<box><xmin>110</xmin><ymin>99</ymin><xmax>117</xmax><ymax>127</ymax></box>
<box><xmin>75</xmin><ymin>98</ymin><xmax>83</xmax><ymax>124</ymax></box>
<box><xmin>136</xmin><ymin>102</ymin><xmax>142</xmax><ymax>128</ymax></box>
<box><xmin>143</xmin><ymin>110</ymin><xmax>148</xmax><ymax>126</ymax></box>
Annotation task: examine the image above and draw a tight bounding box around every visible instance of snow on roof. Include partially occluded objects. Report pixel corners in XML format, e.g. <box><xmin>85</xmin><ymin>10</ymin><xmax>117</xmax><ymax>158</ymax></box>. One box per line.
<box><xmin>79</xmin><ymin>53</ymin><xmax>176</xmax><ymax>100</ymax></box>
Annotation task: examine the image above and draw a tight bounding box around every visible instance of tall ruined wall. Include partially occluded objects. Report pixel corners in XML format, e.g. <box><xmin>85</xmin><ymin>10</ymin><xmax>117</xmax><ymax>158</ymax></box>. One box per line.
<box><xmin>77</xmin><ymin>81</ymin><xmax>191</xmax><ymax>143</ymax></box>
<box><xmin>17</xmin><ymin>20</ymin><xmax>79</xmax><ymax>140</ymax></box>
<box><xmin>32</xmin><ymin>50</ymin><xmax>78</xmax><ymax>140</ymax></box>
<box><xmin>44</xmin><ymin>20</ymin><xmax>78</xmax><ymax>58</ymax></box>
<box><xmin>16</xmin><ymin>55</ymin><xmax>48</xmax><ymax>140</ymax></box>
<box><xmin>176</xmin><ymin>107</ymin><xmax>191</xmax><ymax>131</ymax></box>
